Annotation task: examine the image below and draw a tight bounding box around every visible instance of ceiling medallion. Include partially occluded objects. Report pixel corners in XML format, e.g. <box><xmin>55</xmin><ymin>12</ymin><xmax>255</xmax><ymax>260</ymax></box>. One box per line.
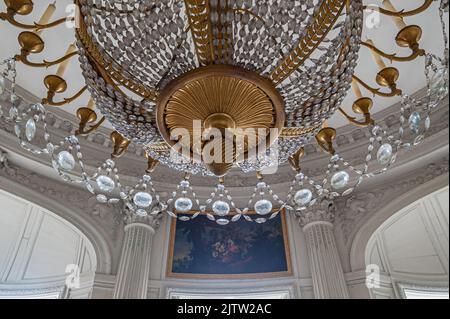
<box><xmin>0</xmin><ymin>0</ymin><xmax>448</xmax><ymax>226</ymax></box>
<box><xmin>156</xmin><ymin>65</ymin><xmax>285</xmax><ymax>176</ymax></box>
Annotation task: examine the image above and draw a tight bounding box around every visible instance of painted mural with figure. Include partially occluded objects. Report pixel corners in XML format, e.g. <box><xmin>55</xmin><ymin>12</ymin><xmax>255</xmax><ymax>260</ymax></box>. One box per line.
<box><xmin>167</xmin><ymin>211</ymin><xmax>292</xmax><ymax>279</ymax></box>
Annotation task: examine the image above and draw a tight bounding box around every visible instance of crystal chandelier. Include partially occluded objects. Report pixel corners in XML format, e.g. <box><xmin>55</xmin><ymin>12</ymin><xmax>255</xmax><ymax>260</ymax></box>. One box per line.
<box><xmin>0</xmin><ymin>0</ymin><xmax>448</xmax><ymax>225</ymax></box>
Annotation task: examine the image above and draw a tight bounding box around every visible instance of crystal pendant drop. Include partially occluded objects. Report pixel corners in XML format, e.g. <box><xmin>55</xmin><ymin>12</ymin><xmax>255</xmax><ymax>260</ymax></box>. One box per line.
<box><xmin>212</xmin><ymin>200</ymin><xmax>230</xmax><ymax>216</ymax></box>
<box><xmin>57</xmin><ymin>151</ymin><xmax>76</xmax><ymax>171</ymax></box>
<box><xmin>0</xmin><ymin>74</ymin><xmax>5</xmax><ymax>95</ymax></box>
<box><xmin>425</xmin><ymin>117</ymin><xmax>431</xmax><ymax>130</ymax></box>
<box><xmin>96</xmin><ymin>194</ymin><xmax>107</xmax><ymax>203</ymax></box>
<box><xmin>377</xmin><ymin>143</ymin><xmax>393</xmax><ymax>166</ymax></box>
<box><xmin>254</xmin><ymin>199</ymin><xmax>272</xmax><ymax>215</ymax></box>
<box><xmin>133</xmin><ymin>192</ymin><xmax>152</xmax><ymax>208</ymax></box>
<box><xmin>9</xmin><ymin>107</ymin><xmax>18</xmax><ymax>119</ymax></box>
<box><xmin>408</xmin><ymin>112</ymin><xmax>421</xmax><ymax>134</ymax></box>
<box><xmin>294</xmin><ymin>189</ymin><xmax>313</xmax><ymax>206</ymax></box>
<box><xmin>96</xmin><ymin>175</ymin><xmax>115</xmax><ymax>193</ymax></box>
<box><xmin>136</xmin><ymin>209</ymin><xmax>148</xmax><ymax>217</ymax></box>
<box><xmin>14</xmin><ymin>125</ymin><xmax>21</xmax><ymax>137</ymax></box>
<box><xmin>216</xmin><ymin>219</ymin><xmax>230</xmax><ymax>226</ymax></box>
<box><xmin>25</xmin><ymin>118</ymin><xmax>36</xmax><ymax>141</ymax></box>
<box><xmin>174</xmin><ymin>197</ymin><xmax>193</xmax><ymax>212</ymax></box>
<box><xmin>331</xmin><ymin>171</ymin><xmax>350</xmax><ymax>189</ymax></box>
<box><xmin>430</xmin><ymin>66</ymin><xmax>449</xmax><ymax>97</ymax></box>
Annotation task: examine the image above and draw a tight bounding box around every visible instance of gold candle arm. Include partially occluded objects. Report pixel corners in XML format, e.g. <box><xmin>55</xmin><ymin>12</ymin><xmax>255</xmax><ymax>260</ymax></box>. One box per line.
<box><xmin>42</xmin><ymin>86</ymin><xmax>87</xmax><ymax>106</ymax></box>
<box><xmin>361</xmin><ymin>38</ymin><xmax>425</xmax><ymax>62</ymax></box>
<box><xmin>337</xmin><ymin>96</ymin><xmax>376</xmax><ymax>128</ymax></box>
<box><xmin>364</xmin><ymin>0</ymin><xmax>433</xmax><ymax>18</ymax></box>
<box><xmin>42</xmin><ymin>71</ymin><xmax>88</xmax><ymax>107</ymax></box>
<box><xmin>76</xmin><ymin>117</ymin><xmax>105</xmax><ymax>136</ymax></box>
<box><xmin>15</xmin><ymin>49</ymin><xmax>78</xmax><ymax>68</ymax></box>
<box><xmin>352</xmin><ymin>73</ymin><xmax>402</xmax><ymax>98</ymax></box>
<box><xmin>0</xmin><ymin>11</ymin><xmax>35</xmax><ymax>29</ymax></box>
<box><xmin>0</xmin><ymin>12</ymin><xmax>72</xmax><ymax>31</ymax></box>
<box><xmin>382</xmin><ymin>0</ymin><xmax>407</xmax><ymax>30</ymax></box>
<box><xmin>338</xmin><ymin>108</ymin><xmax>375</xmax><ymax>127</ymax></box>
<box><xmin>35</xmin><ymin>17</ymin><xmax>74</xmax><ymax>31</ymax></box>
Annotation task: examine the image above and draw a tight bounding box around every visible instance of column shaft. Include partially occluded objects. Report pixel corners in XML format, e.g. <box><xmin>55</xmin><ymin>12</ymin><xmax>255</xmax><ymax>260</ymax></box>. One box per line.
<box><xmin>113</xmin><ymin>223</ymin><xmax>154</xmax><ymax>299</ymax></box>
<box><xmin>304</xmin><ymin>222</ymin><xmax>349</xmax><ymax>299</ymax></box>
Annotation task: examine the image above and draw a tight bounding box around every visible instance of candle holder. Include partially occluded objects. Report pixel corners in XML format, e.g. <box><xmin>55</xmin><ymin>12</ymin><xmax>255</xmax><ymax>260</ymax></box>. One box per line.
<box><xmin>17</xmin><ymin>31</ymin><xmax>44</xmax><ymax>55</ymax></box>
<box><xmin>111</xmin><ymin>131</ymin><xmax>130</xmax><ymax>159</ymax></box>
<box><xmin>44</xmin><ymin>74</ymin><xmax>67</xmax><ymax>96</ymax></box>
<box><xmin>42</xmin><ymin>74</ymin><xmax>87</xmax><ymax>106</ymax></box>
<box><xmin>353</xmin><ymin>67</ymin><xmax>402</xmax><ymax>98</ymax></box>
<box><xmin>315</xmin><ymin>127</ymin><xmax>337</xmax><ymax>155</ymax></box>
<box><xmin>338</xmin><ymin>97</ymin><xmax>375</xmax><ymax>128</ymax></box>
<box><xmin>15</xmin><ymin>34</ymin><xmax>79</xmax><ymax>68</ymax></box>
<box><xmin>288</xmin><ymin>147</ymin><xmax>305</xmax><ymax>172</ymax></box>
<box><xmin>376</xmin><ymin>67</ymin><xmax>400</xmax><ymax>88</ymax></box>
<box><xmin>365</xmin><ymin>0</ymin><xmax>433</xmax><ymax>18</ymax></box>
<box><xmin>361</xmin><ymin>25</ymin><xmax>425</xmax><ymax>62</ymax></box>
<box><xmin>1</xmin><ymin>0</ymin><xmax>68</xmax><ymax>30</ymax></box>
<box><xmin>4</xmin><ymin>0</ymin><xmax>33</xmax><ymax>15</ymax></box>
<box><xmin>0</xmin><ymin>0</ymin><xmax>33</xmax><ymax>28</ymax></box>
<box><xmin>396</xmin><ymin>25</ymin><xmax>425</xmax><ymax>53</ymax></box>
<box><xmin>75</xmin><ymin>107</ymin><xmax>105</xmax><ymax>136</ymax></box>
<box><xmin>145</xmin><ymin>154</ymin><xmax>160</xmax><ymax>174</ymax></box>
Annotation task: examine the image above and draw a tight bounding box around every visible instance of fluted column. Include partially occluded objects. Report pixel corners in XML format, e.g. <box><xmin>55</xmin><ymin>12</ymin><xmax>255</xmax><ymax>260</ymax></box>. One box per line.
<box><xmin>297</xmin><ymin>202</ymin><xmax>350</xmax><ymax>299</ymax></box>
<box><xmin>113</xmin><ymin>215</ymin><xmax>160</xmax><ymax>299</ymax></box>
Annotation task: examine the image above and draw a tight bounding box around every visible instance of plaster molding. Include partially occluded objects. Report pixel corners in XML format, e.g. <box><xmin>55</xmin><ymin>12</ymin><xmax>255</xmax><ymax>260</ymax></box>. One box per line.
<box><xmin>302</xmin><ymin>221</ymin><xmax>334</xmax><ymax>232</ymax></box>
<box><xmin>124</xmin><ymin>222</ymin><xmax>156</xmax><ymax>235</ymax></box>
<box><xmin>123</xmin><ymin>205</ymin><xmax>163</xmax><ymax>233</ymax></box>
<box><xmin>296</xmin><ymin>201</ymin><xmax>336</xmax><ymax>229</ymax></box>
<box><xmin>0</xmin><ymin>286</ymin><xmax>66</xmax><ymax>299</ymax></box>
<box><xmin>335</xmin><ymin>156</ymin><xmax>449</xmax><ymax>248</ymax></box>
<box><xmin>347</xmin><ymin>168</ymin><xmax>449</xmax><ymax>272</ymax></box>
<box><xmin>0</xmin><ymin>147</ymin><xmax>119</xmax><ymax>275</ymax></box>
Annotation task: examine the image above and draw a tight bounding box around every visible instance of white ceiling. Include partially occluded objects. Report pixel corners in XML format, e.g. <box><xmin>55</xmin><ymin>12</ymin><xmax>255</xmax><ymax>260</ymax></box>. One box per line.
<box><xmin>0</xmin><ymin>0</ymin><xmax>447</xmax><ymax>128</ymax></box>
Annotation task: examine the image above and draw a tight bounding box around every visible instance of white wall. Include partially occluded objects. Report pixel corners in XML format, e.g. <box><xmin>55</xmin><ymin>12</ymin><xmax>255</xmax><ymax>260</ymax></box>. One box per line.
<box><xmin>365</xmin><ymin>186</ymin><xmax>449</xmax><ymax>299</ymax></box>
<box><xmin>0</xmin><ymin>189</ymin><xmax>97</xmax><ymax>299</ymax></box>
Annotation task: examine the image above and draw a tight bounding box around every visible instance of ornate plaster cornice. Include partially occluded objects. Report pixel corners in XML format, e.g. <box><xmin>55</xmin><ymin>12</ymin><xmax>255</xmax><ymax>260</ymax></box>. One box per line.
<box><xmin>123</xmin><ymin>205</ymin><xmax>163</xmax><ymax>232</ymax></box>
<box><xmin>296</xmin><ymin>198</ymin><xmax>336</xmax><ymax>228</ymax></box>
<box><xmin>0</xmin><ymin>148</ymin><xmax>124</xmax><ymax>274</ymax></box>
<box><xmin>334</xmin><ymin>155</ymin><xmax>449</xmax><ymax>246</ymax></box>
